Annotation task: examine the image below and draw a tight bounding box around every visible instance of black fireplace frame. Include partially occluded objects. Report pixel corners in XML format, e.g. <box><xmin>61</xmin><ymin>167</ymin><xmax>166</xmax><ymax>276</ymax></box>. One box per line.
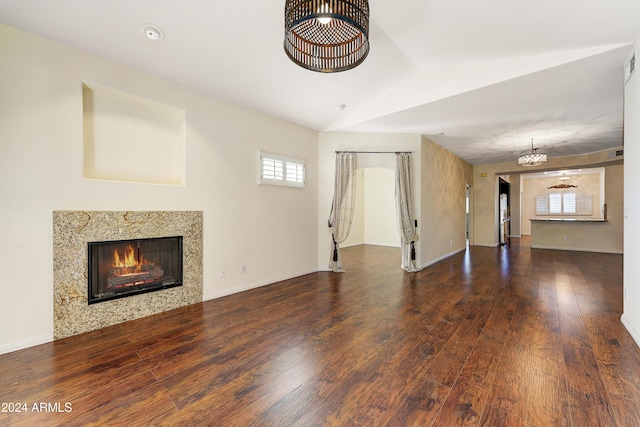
<box><xmin>87</xmin><ymin>236</ymin><xmax>184</xmax><ymax>305</ymax></box>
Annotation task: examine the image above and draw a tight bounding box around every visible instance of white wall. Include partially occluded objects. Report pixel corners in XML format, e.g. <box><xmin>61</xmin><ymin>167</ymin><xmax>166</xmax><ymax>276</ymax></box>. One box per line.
<box><xmin>0</xmin><ymin>24</ymin><xmax>318</xmax><ymax>354</ymax></box>
<box><xmin>622</xmin><ymin>43</ymin><xmax>640</xmax><ymax>345</ymax></box>
<box><xmin>364</xmin><ymin>168</ymin><xmax>399</xmax><ymax>247</ymax></box>
<box><xmin>343</xmin><ymin>168</ymin><xmax>399</xmax><ymax>248</ymax></box>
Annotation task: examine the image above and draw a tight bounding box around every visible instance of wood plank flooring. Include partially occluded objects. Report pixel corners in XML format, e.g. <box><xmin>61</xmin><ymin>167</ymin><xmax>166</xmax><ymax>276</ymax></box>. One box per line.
<box><xmin>2</xmin><ymin>238</ymin><xmax>639</xmax><ymax>426</ymax></box>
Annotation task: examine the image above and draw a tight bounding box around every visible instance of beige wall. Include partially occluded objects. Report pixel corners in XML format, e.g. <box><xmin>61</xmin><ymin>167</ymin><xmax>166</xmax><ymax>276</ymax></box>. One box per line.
<box><xmin>509</xmin><ymin>176</ymin><xmax>521</xmax><ymax>237</ymax></box>
<box><xmin>0</xmin><ymin>24</ymin><xmax>319</xmax><ymax>354</ymax></box>
<box><xmin>420</xmin><ymin>137</ymin><xmax>474</xmax><ymax>265</ymax></box>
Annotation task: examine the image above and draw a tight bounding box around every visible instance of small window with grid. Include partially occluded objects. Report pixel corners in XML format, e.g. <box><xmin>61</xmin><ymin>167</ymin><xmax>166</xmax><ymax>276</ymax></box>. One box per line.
<box><xmin>259</xmin><ymin>151</ymin><xmax>305</xmax><ymax>188</ymax></box>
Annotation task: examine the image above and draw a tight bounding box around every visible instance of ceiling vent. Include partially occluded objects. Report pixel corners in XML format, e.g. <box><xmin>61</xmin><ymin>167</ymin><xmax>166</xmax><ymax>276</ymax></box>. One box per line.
<box><xmin>608</xmin><ymin>148</ymin><xmax>624</xmax><ymax>158</ymax></box>
<box><xmin>625</xmin><ymin>51</ymin><xmax>636</xmax><ymax>83</ymax></box>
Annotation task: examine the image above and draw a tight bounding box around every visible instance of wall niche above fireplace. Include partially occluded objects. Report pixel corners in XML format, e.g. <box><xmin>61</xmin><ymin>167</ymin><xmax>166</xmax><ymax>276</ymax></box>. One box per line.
<box><xmin>88</xmin><ymin>236</ymin><xmax>183</xmax><ymax>304</ymax></box>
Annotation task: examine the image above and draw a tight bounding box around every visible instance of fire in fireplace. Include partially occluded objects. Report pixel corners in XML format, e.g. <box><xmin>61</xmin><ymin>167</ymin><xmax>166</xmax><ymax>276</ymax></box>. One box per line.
<box><xmin>88</xmin><ymin>236</ymin><xmax>183</xmax><ymax>304</ymax></box>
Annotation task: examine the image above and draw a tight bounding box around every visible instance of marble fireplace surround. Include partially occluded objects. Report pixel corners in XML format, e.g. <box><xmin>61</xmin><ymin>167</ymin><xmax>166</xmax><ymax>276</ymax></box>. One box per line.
<box><xmin>53</xmin><ymin>211</ymin><xmax>203</xmax><ymax>339</ymax></box>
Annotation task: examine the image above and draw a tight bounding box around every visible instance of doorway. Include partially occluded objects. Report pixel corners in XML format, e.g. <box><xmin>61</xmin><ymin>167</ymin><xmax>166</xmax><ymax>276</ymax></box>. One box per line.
<box><xmin>499</xmin><ymin>177</ymin><xmax>511</xmax><ymax>245</ymax></box>
<box><xmin>466</xmin><ymin>184</ymin><xmax>470</xmax><ymax>246</ymax></box>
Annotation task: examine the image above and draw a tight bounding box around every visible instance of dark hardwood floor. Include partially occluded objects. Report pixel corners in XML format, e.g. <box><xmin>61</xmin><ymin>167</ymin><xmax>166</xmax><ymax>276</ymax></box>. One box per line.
<box><xmin>2</xmin><ymin>238</ymin><xmax>639</xmax><ymax>426</ymax></box>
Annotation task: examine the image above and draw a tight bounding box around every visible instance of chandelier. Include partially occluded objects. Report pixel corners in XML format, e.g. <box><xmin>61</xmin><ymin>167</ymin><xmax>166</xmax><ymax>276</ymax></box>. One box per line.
<box><xmin>284</xmin><ymin>0</ymin><xmax>370</xmax><ymax>73</ymax></box>
<box><xmin>518</xmin><ymin>139</ymin><xmax>547</xmax><ymax>166</ymax></box>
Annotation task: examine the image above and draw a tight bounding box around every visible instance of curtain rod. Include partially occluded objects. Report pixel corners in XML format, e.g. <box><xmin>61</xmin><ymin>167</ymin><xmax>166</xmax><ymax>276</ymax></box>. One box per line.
<box><xmin>334</xmin><ymin>151</ymin><xmax>413</xmax><ymax>154</ymax></box>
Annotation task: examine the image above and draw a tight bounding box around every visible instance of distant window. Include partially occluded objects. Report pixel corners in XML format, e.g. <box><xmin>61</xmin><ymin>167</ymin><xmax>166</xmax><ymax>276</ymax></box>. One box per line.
<box><xmin>259</xmin><ymin>151</ymin><xmax>305</xmax><ymax>188</ymax></box>
<box><xmin>563</xmin><ymin>192</ymin><xmax>576</xmax><ymax>214</ymax></box>
<box><xmin>536</xmin><ymin>195</ymin><xmax>549</xmax><ymax>214</ymax></box>
<box><xmin>535</xmin><ymin>192</ymin><xmax>592</xmax><ymax>215</ymax></box>
<box><xmin>549</xmin><ymin>193</ymin><xmax>562</xmax><ymax>214</ymax></box>
<box><xmin>576</xmin><ymin>192</ymin><xmax>593</xmax><ymax>214</ymax></box>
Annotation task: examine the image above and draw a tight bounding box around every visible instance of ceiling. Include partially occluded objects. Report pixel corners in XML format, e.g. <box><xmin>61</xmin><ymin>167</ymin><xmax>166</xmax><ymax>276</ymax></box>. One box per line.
<box><xmin>1</xmin><ymin>0</ymin><xmax>639</xmax><ymax>165</ymax></box>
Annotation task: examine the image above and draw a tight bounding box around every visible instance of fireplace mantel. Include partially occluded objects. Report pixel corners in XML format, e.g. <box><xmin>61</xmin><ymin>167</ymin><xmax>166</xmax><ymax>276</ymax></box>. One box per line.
<box><xmin>53</xmin><ymin>211</ymin><xmax>203</xmax><ymax>339</ymax></box>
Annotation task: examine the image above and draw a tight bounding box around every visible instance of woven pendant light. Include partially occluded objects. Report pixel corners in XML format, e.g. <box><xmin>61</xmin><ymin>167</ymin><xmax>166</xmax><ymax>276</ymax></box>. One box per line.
<box><xmin>284</xmin><ymin>0</ymin><xmax>370</xmax><ymax>73</ymax></box>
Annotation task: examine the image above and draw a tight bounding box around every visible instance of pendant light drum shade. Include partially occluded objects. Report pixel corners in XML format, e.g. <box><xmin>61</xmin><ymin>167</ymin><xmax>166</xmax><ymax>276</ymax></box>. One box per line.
<box><xmin>284</xmin><ymin>0</ymin><xmax>370</xmax><ymax>73</ymax></box>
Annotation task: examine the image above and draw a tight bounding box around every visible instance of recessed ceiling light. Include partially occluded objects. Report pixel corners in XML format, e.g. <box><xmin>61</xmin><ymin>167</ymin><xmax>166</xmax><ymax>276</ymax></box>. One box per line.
<box><xmin>142</xmin><ymin>25</ymin><xmax>164</xmax><ymax>40</ymax></box>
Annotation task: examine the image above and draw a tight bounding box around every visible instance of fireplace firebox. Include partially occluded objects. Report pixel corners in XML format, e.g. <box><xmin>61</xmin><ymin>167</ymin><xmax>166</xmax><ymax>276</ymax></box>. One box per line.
<box><xmin>88</xmin><ymin>236</ymin><xmax>183</xmax><ymax>304</ymax></box>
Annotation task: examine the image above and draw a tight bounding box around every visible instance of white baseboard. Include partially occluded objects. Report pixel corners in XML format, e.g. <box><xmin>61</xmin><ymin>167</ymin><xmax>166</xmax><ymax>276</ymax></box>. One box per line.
<box><xmin>342</xmin><ymin>242</ymin><xmax>401</xmax><ymax>249</ymax></box>
<box><xmin>0</xmin><ymin>335</ymin><xmax>53</xmax><ymax>356</ymax></box>
<box><xmin>421</xmin><ymin>248</ymin><xmax>466</xmax><ymax>269</ymax></box>
<box><xmin>621</xmin><ymin>314</ymin><xmax>640</xmax><ymax>348</ymax></box>
<box><xmin>203</xmin><ymin>268</ymin><xmax>318</xmax><ymax>301</ymax></box>
<box><xmin>341</xmin><ymin>242</ymin><xmax>364</xmax><ymax>248</ymax></box>
<box><xmin>530</xmin><ymin>244</ymin><xmax>623</xmax><ymax>254</ymax></box>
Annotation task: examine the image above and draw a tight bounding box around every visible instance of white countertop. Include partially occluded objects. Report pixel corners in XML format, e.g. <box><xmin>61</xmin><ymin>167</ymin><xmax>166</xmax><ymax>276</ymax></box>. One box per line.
<box><xmin>530</xmin><ymin>218</ymin><xmax>607</xmax><ymax>222</ymax></box>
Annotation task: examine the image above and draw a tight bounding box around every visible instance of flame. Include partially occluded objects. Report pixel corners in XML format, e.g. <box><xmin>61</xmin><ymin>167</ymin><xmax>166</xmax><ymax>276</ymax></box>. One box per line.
<box><xmin>113</xmin><ymin>245</ymin><xmax>144</xmax><ymax>271</ymax></box>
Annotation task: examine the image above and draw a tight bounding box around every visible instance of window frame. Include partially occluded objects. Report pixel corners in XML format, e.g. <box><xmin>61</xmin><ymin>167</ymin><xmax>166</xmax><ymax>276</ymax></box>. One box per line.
<box><xmin>259</xmin><ymin>151</ymin><xmax>306</xmax><ymax>188</ymax></box>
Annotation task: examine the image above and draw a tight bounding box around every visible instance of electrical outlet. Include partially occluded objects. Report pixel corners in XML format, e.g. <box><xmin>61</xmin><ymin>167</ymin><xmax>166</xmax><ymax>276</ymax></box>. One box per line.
<box><xmin>241</xmin><ymin>264</ymin><xmax>247</xmax><ymax>273</ymax></box>
<box><xmin>220</xmin><ymin>268</ymin><xmax>226</xmax><ymax>278</ymax></box>
<box><xmin>564</xmin><ymin>236</ymin><xmax>569</xmax><ymax>242</ymax></box>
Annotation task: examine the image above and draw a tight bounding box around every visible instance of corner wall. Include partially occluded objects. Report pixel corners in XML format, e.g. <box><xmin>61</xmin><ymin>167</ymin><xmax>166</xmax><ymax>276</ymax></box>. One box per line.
<box><xmin>420</xmin><ymin>137</ymin><xmax>474</xmax><ymax>265</ymax></box>
<box><xmin>0</xmin><ymin>24</ymin><xmax>318</xmax><ymax>354</ymax></box>
<box><xmin>622</xmin><ymin>43</ymin><xmax>640</xmax><ymax>345</ymax></box>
